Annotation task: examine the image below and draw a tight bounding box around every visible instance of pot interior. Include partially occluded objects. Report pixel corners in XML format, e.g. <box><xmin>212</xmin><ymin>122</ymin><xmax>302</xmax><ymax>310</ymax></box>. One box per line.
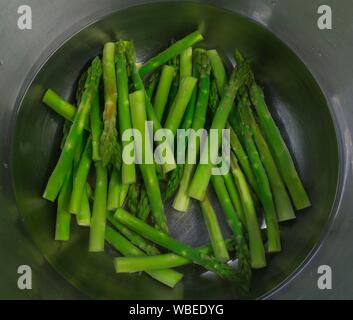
<box><xmin>12</xmin><ymin>2</ymin><xmax>339</xmax><ymax>299</ymax></box>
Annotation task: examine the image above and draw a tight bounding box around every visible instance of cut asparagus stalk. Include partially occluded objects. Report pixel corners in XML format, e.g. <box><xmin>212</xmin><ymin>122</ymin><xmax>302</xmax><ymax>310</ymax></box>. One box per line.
<box><xmin>180</xmin><ymin>47</ymin><xmax>193</xmax><ymax>79</ymax></box>
<box><xmin>235</xmin><ymin>50</ymin><xmax>310</xmax><ymax>210</ymax></box>
<box><xmin>164</xmin><ymin>76</ymin><xmax>197</xmax><ymax>135</ymax></box>
<box><xmin>223</xmin><ymin>172</ymin><xmax>245</xmax><ymax>223</ymax></box>
<box><xmin>100</xmin><ymin>42</ymin><xmax>122</xmax><ymax>169</ymax></box>
<box><xmin>105</xmin><ymin>226</ymin><xmax>183</xmax><ymax>288</ymax></box>
<box><xmin>114</xmin><ymin>254</ymin><xmax>188</xmax><ymax>273</ymax></box>
<box><xmin>119</xmin><ymin>183</ymin><xmax>130</xmax><ymax>207</ymax></box>
<box><xmin>76</xmin><ymin>187</ymin><xmax>91</xmax><ymax>226</ymax></box>
<box><xmin>139</xmin><ymin>30</ymin><xmax>204</xmax><ymax>77</ymax></box>
<box><xmin>166</xmin><ymin>52</ymin><xmax>180</xmax><ymax>113</ymax></box>
<box><xmin>129</xmin><ymin>90</ymin><xmax>169</xmax><ymax>233</ymax></box>
<box><xmin>125</xmin><ymin>41</ymin><xmax>176</xmax><ymax>174</ymax></box>
<box><xmin>55</xmin><ymin>169</ymin><xmax>72</xmax><ymax>241</ymax></box>
<box><xmin>107</xmin><ymin>168</ymin><xmax>122</xmax><ymax>211</ymax></box>
<box><xmin>230</xmin><ymin>155</ymin><xmax>267</xmax><ymax>269</ymax></box>
<box><xmin>227</xmin><ymin>122</ymin><xmax>258</xmax><ymax>196</ymax></box>
<box><xmin>136</xmin><ymin>187</ymin><xmax>151</xmax><ymax>222</ymax></box>
<box><xmin>165</xmin><ymin>164</ymin><xmax>184</xmax><ymax>201</ymax></box>
<box><xmin>69</xmin><ymin>137</ymin><xmax>92</xmax><ymax>214</ymax></box>
<box><xmin>172</xmin><ymin>50</ymin><xmax>210</xmax><ymax>211</ymax></box>
<box><xmin>211</xmin><ymin>171</ymin><xmax>254</xmax><ymax>275</ymax></box>
<box><xmin>188</xmin><ymin>63</ymin><xmax>249</xmax><ymax>201</ymax></box>
<box><xmin>153</xmin><ymin>65</ymin><xmax>175</xmax><ymax>122</ymax></box>
<box><xmin>236</xmin><ymin>93</ymin><xmax>281</xmax><ymax>253</ymax></box>
<box><xmin>43</xmin><ymin>89</ymin><xmax>101</xmax><ymax>161</ymax></box>
<box><xmin>246</xmin><ymin>102</ymin><xmax>296</xmax><ymax>222</ymax></box>
<box><xmin>109</xmin><ymin>211</ymin><xmax>235</xmax><ymax>265</ymax></box>
<box><xmin>112</xmin><ymin>239</ymin><xmax>235</xmax><ymax>272</ymax></box>
<box><xmin>114</xmin><ymin>208</ymin><xmax>250</xmax><ymax>290</ymax></box>
<box><xmin>43</xmin><ymin>57</ymin><xmax>102</xmax><ymax>201</ymax></box>
<box><xmin>207</xmin><ymin>49</ymin><xmax>258</xmax><ymax>196</ymax></box>
<box><xmin>90</xmin><ymin>92</ymin><xmax>102</xmax><ymax>161</ymax></box>
<box><xmin>89</xmin><ymin>161</ymin><xmax>108</xmax><ymax>252</ymax></box>
<box><xmin>127</xmin><ymin>183</ymin><xmax>140</xmax><ymax>216</ymax></box>
<box><xmin>165</xmin><ymin>49</ymin><xmax>201</xmax><ymax>201</ymax></box>
<box><xmin>107</xmin><ymin>212</ymin><xmax>160</xmax><ymax>255</ymax></box>
<box><xmin>200</xmin><ymin>194</ymin><xmax>230</xmax><ymax>262</ymax></box>
<box><xmin>250</xmin><ymin>84</ymin><xmax>311</xmax><ymax>209</ymax></box>
<box><xmin>116</xmin><ymin>41</ymin><xmax>136</xmax><ymax>184</ymax></box>
<box><xmin>207</xmin><ymin>49</ymin><xmax>227</xmax><ymax>94</ymax></box>
<box><xmin>42</xmin><ymin>89</ymin><xmax>89</xmax><ymax>130</ymax></box>
<box><xmin>146</xmin><ymin>70</ymin><xmax>160</xmax><ymax>99</ymax></box>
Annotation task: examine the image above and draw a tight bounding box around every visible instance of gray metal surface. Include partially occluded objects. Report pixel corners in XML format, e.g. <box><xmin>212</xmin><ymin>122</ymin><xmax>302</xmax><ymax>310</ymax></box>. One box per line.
<box><xmin>0</xmin><ymin>0</ymin><xmax>352</xmax><ymax>299</ymax></box>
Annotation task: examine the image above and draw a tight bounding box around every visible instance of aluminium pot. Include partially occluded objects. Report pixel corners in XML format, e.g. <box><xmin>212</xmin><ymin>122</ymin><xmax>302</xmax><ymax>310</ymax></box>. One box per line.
<box><xmin>0</xmin><ymin>0</ymin><xmax>352</xmax><ymax>299</ymax></box>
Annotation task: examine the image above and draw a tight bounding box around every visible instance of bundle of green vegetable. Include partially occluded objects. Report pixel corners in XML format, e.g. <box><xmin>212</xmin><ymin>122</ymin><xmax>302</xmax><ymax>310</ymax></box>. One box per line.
<box><xmin>42</xmin><ymin>31</ymin><xmax>310</xmax><ymax>291</ymax></box>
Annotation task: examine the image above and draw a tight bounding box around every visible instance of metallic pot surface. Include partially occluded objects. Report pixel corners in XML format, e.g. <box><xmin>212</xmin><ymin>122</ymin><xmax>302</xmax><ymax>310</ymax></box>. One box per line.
<box><xmin>0</xmin><ymin>0</ymin><xmax>352</xmax><ymax>299</ymax></box>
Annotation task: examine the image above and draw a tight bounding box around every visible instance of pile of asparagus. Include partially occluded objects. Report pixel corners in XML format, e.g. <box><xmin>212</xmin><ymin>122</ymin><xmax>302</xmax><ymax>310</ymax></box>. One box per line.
<box><xmin>42</xmin><ymin>31</ymin><xmax>310</xmax><ymax>291</ymax></box>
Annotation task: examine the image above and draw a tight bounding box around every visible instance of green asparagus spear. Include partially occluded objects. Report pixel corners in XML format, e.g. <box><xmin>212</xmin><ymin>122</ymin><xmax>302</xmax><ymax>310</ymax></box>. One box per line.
<box><xmin>173</xmin><ymin>50</ymin><xmax>211</xmax><ymax>211</ymax></box>
<box><xmin>165</xmin><ymin>164</ymin><xmax>184</xmax><ymax>201</ymax></box>
<box><xmin>100</xmin><ymin>42</ymin><xmax>122</xmax><ymax>169</ymax></box>
<box><xmin>200</xmin><ymin>194</ymin><xmax>230</xmax><ymax>262</ymax></box>
<box><xmin>136</xmin><ymin>187</ymin><xmax>151</xmax><ymax>222</ymax></box>
<box><xmin>227</xmin><ymin>122</ymin><xmax>258</xmax><ymax>195</ymax></box>
<box><xmin>164</xmin><ymin>76</ymin><xmax>197</xmax><ymax>135</ymax></box>
<box><xmin>55</xmin><ymin>169</ymin><xmax>72</xmax><ymax>241</ymax></box>
<box><xmin>119</xmin><ymin>183</ymin><xmax>130</xmax><ymax>207</ymax></box>
<box><xmin>76</xmin><ymin>187</ymin><xmax>91</xmax><ymax>227</ymax></box>
<box><xmin>129</xmin><ymin>90</ymin><xmax>169</xmax><ymax>233</ymax></box>
<box><xmin>109</xmin><ymin>210</ymin><xmax>235</xmax><ymax>269</ymax></box>
<box><xmin>139</xmin><ymin>31</ymin><xmax>204</xmax><ymax>77</ymax></box>
<box><xmin>125</xmin><ymin>41</ymin><xmax>176</xmax><ymax>174</ymax></box>
<box><xmin>107</xmin><ymin>212</ymin><xmax>160</xmax><ymax>255</ymax></box>
<box><xmin>251</xmin><ymin>84</ymin><xmax>310</xmax><ymax>209</ymax></box>
<box><xmin>116</xmin><ymin>41</ymin><xmax>136</xmax><ymax>184</ymax></box>
<box><xmin>223</xmin><ymin>172</ymin><xmax>245</xmax><ymax>223</ymax></box>
<box><xmin>207</xmin><ymin>50</ymin><xmax>227</xmax><ymax>94</ymax></box>
<box><xmin>113</xmin><ymin>239</ymin><xmax>236</xmax><ymax>272</ymax></box>
<box><xmin>114</xmin><ymin>208</ymin><xmax>250</xmax><ymax>290</ymax></box>
<box><xmin>107</xmin><ymin>168</ymin><xmax>122</xmax><ymax>211</ymax></box>
<box><xmin>180</xmin><ymin>47</ymin><xmax>193</xmax><ymax>79</ymax></box>
<box><xmin>209</xmin><ymin>78</ymin><xmax>220</xmax><ymax>113</ymax></box>
<box><xmin>229</xmin><ymin>155</ymin><xmax>266</xmax><ymax>268</ymax></box>
<box><xmin>90</xmin><ymin>92</ymin><xmax>102</xmax><ymax>160</ymax></box>
<box><xmin>207</xmin><ymin>49</ymin><xmax>258</xmax><ymax>196</ymax></box>
<box><xmin>146</xmin><ymin>70</ymin><xmax>161</xmax><ymax>99</ymax></box>
<box><xmin>69</xmin><ymin>137</ymin><xmax>92</xmax><ymax>214</ymax></box>
<box><xmin>211</xmin><ymin>171</ymin><xmax>253</xmax><ymax>276</ymax></box>
<box><xmin>114</xmin><ymin>254</ymin><xmax>187</xmax><ymax>273</ymax></box>
<box><xmin>165</xmin><ymin>49</ymin><xmax>201</xmax><ymax>201</ymax></box>
<box><xmin>42</xmin><ymin>89</ymin><xmax>101</xmax><ymax>163</ymax></box>
<box><xmin>188</xmin><ymin>63</ymin><xmax>249</xmax><ymax>201</ymax></box>
<box><xmin>166</xmin><ymin>52</ymin><xmax>180</xmax><ymax>112</ymax></box>
<box><xmin>43</xmin><ymin>57</ymin><xmax>102</xmax><ymax>201</ymax></box>
<box><xmin>235</xmin><ymin>50</ymin><xmax>310</xmax><ymax>210</ymax></box>
<box><xmin>105</xmin><ymin>226</ymin><xmax>183</xmax><ymax>288</ymax></box>
<box><xmin>89</xmin><ymin>161</ymin><xmax>108</xmax><ymax>252</ymax></box>
<box><xmin>76</xmin><ymin>66</ymin><xmax>88</xmax><ymax>104</ymax></box>
<box><xmin>236</xmin><ymin>92</ymin><xmax>281</xmax><ymax>253</ymax></box>
<box><xmin>246</xmin><ymin>103</ymin><xmax>296</xmax><ymax>222</ymax></box>
<box><xmin>42</xmin><ymin>89</ymin><xmax>88</xmax><ymax>130</ymax></box>
<box><xmin>127</xmin><ymin>183</ymin><xmax>140</xmax><ymax>216</ymax></box>
<box><xmin>60</xmin><ymin>120</ymin><xmax>71</xmax><ymax>149</ymax></box>
<box><xmin>153</xmin><ymin>65</ymin><xmax>175</xmax><ymax>122</ymax></box>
